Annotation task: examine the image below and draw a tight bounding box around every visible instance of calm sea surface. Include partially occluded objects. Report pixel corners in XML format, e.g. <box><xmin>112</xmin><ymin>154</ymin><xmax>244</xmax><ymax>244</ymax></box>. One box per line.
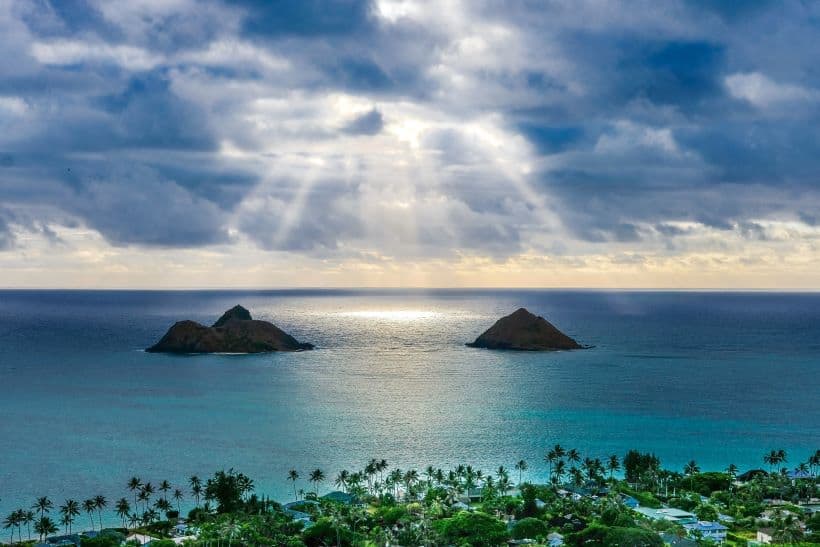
<box><xmin>0</xmin><ymin>290</ymin><xmax>818</xmax><ymax>522</ymax></box>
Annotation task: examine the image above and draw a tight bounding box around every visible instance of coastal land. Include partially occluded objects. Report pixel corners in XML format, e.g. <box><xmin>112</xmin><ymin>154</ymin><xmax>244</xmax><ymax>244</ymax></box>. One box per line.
<box><xmin>3</xmin><ymin>447</ymin><xmax>818</xmax><ymax>547</ymax></box>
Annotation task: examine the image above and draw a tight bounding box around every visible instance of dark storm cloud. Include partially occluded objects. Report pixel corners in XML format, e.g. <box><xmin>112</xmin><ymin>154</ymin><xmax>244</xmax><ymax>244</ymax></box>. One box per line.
<box><xmin>341</xmin><ymin>108</ymin><xmax>384</xmax><ymax>135</ymax></box>
<box><xmin>234</xmin><ymin>0</ymin><xmax>375</xmax><ymax>38</ymax></box>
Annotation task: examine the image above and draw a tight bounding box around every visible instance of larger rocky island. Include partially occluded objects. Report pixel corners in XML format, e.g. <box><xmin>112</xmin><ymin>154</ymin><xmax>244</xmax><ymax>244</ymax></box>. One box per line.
<box><xmin>467</xmin><ymin>307</ymin><xmax>583</xmax><ymax>351</ymax></box>
<box><xmin>146</xmin><ymin>305</ymin><xmax>314</xmax><ymax>353</ymax></box>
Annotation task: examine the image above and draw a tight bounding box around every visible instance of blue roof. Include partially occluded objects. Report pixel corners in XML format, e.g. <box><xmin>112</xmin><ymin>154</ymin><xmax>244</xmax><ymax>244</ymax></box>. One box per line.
<box><xmin>685</xmin><ymin>521</ymin><xmax>727</xmax><ymax>532</ymax></box>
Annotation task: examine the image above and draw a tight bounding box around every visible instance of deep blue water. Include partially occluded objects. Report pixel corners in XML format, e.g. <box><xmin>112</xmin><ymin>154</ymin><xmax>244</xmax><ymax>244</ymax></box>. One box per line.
<box><xmin>0</xmin><ymin>290</ymin><xmax>818</xmax><ymax>523</ymax></box>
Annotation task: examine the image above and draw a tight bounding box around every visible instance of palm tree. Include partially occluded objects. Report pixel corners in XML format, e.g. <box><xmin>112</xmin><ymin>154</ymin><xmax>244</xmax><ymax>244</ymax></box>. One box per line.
<box><xmin>127</xmin><ymin>514</ymin><xmax>140</xmax><ymax>529</ymax></box>
<box><xmin>4</xmin><ymin>511</ymin><xmax>20</xmax><ymax>544</ymax></box>
<box><xmin>138</xmin><ymin>482</ymin><xmax>154</xmax><ymax>513</ymax></box>
<box><xmin>567</xmin><ymin>449</ymin><xmax>581</xmax><ymax>466</ymax></box>
<box><xmin>570</xmin><ymin>467</ymin><xmax>584</xmax><ymax>487</ymax></box>
<box><xmin>776</xmin><ymin>449</ymin><xmax>787</xmax><ymax>469</ymax></box>
<box><xmin>59</xmin><ymin>500</ymin><xmax>79</xmax><ymax>534</ymax></box>
<box><xmin>93</xmin><ymin>496</ymin><xmax>106</xmax><ymax>529</ymax></box>
<box><xmin>127</xmin><ymin>477</ymin><xmax>142</xmax><ymax>509</ymax></box>
<box><xmin>159</xmin><ymin>480</ymin><xmax>171</xmax><ymax>502</ymax></box>
<box><xmin>32</xmin><ymin>497</ymin><xmax>53</xmax><ymax>520</ymax></box>
<box><xmin>172</xmin><ymin>489</ymin><xmax>184</xmax><ymax>513</ymax></box>
<box><xmin>684</xmin><ymin>460</ymin><xmax>700</xmax><ymax>490</ymax></box>
<box><xmin>552</xmin><ymin>444</ymin><xmax>566</xmax><ymax>460</ymax></box>
<box><xmin>514</xmin><ymin>460</ymin><xmax>528</xmax><ymax>484</ymax></box>
<box><xmin>155</xmin><ymin>498</ymin><xmax>171</xmax><ymax>517</ymax></box>
<box><xmin>545</xmin><ymin>450</ymin><xmax>557</xmax><ymax>482</ymax></box>
<box><xmin>189</xmin><ymin>476</ymin><xmax>202</xmax><ymax>508</ymax></box>
<box><xmin>365</xmin><ymin>460</ymin><xmax>377</xmax><ymax>493</ymax></box>
<box><xmin>34</xmin><ymin>516</ymin><xmax>57</xmax><ymax>541</ymax></box>
<box><xmin>607</xmin><ymin>455</ymin><xmax>620</xmax><ymax>480</ymax></box>
<box><xmin>404</xmin><ymin>469</ymin><xmax>420</xmax><ymax>497</ymax></box>
<box><xmin>335</xmin><ymin>470</ymin><xmax>350</xmax><ymax>493</ymax></box>
<box><xmin>809</xmin><ymin>449</ymin><xmax>820</xmax><ymax>477</ymax></box>
<box><xmin>309</xmin><ymin>468</ymin><xmax>325</xmax><ymax>495</ymax></box>
<box><xmin>22</xmin><ymin>511</ymin><xmax>34</xmax><ymax>541</ymax></box>
<box><xmin>554</xmin><ymin>459</ymin><xmax>566</xmax><ymax>485</ymax></box>
<box><xmin>764</xmin><ymin>450</ymin><xmax>783</xmax><ymax>473</ymax></box>
<box><xmin>726</xmin><ymin>463</ymin><xmax>738</xmax><ymax>492</ymax></box>
<box><xmin>115</xmin><ymin>499</ymin><xmax>130</xmax><ymax>528</ymax></box>
<box><xmin>377</xmin><ymin>459</ymin><xmax>388</xmax><ymax>484</ymax></box>
<box><xmin>82</xmin><ymin>499</ymin><xmax>96</xmax><ymax>531</ymax></box>
<box><xmin>288</xmin><ymin>469</ymin><xmax>300</xmax><ymax>501</ymax></box>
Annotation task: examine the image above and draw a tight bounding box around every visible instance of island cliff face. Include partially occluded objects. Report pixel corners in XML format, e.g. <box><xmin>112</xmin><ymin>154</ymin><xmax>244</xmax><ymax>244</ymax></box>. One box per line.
<box><xmin>467</xmin><ymin>307</ymin><xmax>583</xmax><ymax>351</ymax></box>
<box><xmin>146</xmin><ymin>305</ymin><xmax>314</xmax><ymax>353</ymax></box>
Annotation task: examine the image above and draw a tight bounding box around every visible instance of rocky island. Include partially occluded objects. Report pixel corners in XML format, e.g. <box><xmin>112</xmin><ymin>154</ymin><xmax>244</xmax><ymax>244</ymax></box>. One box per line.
<box><xmin>467</xmin><ymin>307</ymin><xmax>583</xmax><ymax>350</ymax></box>
<box><xmin>146</xmin><ymin>305</ymin><xmax>314</xmax><ymax>353</ymax></box>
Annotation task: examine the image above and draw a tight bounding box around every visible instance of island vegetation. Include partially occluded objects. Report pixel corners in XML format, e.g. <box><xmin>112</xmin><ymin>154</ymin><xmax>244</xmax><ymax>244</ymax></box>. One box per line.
<box><xmin>146</xmin><ymin>305</ymin><xmax>314</xmax><ymax>354</ymax></box>
<box><xmin>3</xmin><ymin>447</ymin><xmax>818</xmax><ymax>546</ymax></box>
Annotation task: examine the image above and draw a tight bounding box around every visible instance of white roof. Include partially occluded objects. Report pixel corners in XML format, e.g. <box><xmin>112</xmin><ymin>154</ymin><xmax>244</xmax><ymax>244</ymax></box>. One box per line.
<box><xmin>126</xmin><ymin>534</ymin><xmax>159</xmax><ymax>546</ymax></box>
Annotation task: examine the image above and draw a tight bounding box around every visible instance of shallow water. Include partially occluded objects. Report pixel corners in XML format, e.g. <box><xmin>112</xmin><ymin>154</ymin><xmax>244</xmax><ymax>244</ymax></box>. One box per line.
<box><xmin>0</xmin><ymin>289</ymin><xmax>818</xmax><ymax>522</ymax></box>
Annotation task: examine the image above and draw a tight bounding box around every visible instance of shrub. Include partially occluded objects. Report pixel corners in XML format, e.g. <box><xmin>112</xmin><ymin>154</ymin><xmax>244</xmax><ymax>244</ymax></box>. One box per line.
<box><xmin>567</xmin><ymin>524</ymin><xmax>663</xmax><ymax>546</ymax></box>
<box><xmin>511</xmin><ymin>517</ymin><xmax>548</xmax><ymax>540</ymax></box>
<box><xmin>434</xmin><ymin>511</ymin><xmax>509</xmax><ymax>547</ymax></box>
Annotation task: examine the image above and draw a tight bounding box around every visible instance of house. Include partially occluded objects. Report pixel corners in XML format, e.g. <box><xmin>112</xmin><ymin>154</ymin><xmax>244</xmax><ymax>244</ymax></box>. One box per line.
<box><xmin>42</xmin><ymin>535</ymin><xmax>81</xmax><ymax>547</ymax></box>
<box><xmin>621</xmin><ymin>494</ymin><xmax>639</xmax><ymax>508</ymax></box>
<box><xmin>756</xmin><ymin>528</ymin><xmax>775</xmax><ymax>544</ymax></box>
<box><xmin>126</xmin><ymin>533</ymin><xmax>160</xmax><ymax>546</ymax></box>
<box><xmin>546</xmin><ymin>531</ymin><xmax>564</xmax><ymax>546</ymax></box>
<box><xmin>659</xmin><ymin>533</ymin><xmax>698</xmax><ymax>547</ymax></box>
<box><xmin>633</xmin><ymin>507</ymin><xmax>697</xmax><ymax>525</ymax></box>
<box><xmin>683</xmin><ymin>521</ymin><xmax>728</xmax><ymax>543</ymax></box>
<box><xmin>787</xmin><ymin>469</ymin><xmax>813</xmax><ymax>480</ymax></box>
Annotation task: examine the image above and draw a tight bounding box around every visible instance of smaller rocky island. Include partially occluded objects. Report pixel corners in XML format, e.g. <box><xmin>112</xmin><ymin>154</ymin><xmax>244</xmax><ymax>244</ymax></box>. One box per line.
<box><xmin>147</xmin><ymin>305</ymin><xmax>314</xmax><ymax>353</ymax></box>
<box><xmin>467</xmin><ymin>307</ymin><xmax>583</xmax><ymax>351</ymax></box>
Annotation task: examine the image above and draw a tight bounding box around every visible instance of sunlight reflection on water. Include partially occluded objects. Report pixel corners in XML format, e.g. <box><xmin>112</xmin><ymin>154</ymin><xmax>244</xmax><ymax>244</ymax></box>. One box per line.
<box><xmin>338</xmin><ymin>310</ymin><xmax>442</xmax><ymax>321</ymax></box>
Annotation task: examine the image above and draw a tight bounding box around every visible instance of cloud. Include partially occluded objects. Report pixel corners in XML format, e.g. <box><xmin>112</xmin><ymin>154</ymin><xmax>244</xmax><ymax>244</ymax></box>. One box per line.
<box><xmin>725</xmin><ymin>72</ymin><xmax>816</xmax><ymax>107</ymax></box>
<box><xmin>341</xmin><ymin>108</ymin><xmax>384</xmax><ymax>135</ymax></box>
<box><xmin>2</xmin><ymin>0</ymin><xmax>820</xmax><ymax>288</ymax></box>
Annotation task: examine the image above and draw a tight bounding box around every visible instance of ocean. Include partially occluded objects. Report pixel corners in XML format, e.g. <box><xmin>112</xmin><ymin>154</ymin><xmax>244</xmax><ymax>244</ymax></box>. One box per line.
<box><xmin>0</xmin><ymin>289</ymin><xmax>818</xmax><ymax>523</ymax></box>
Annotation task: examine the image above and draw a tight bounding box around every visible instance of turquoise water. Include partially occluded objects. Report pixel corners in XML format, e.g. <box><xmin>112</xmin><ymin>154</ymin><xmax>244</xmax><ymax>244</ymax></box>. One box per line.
<box><xmin>0</xmin><ymin>290</ymin><xmax>818</xmax><ymax>523</ymax></box>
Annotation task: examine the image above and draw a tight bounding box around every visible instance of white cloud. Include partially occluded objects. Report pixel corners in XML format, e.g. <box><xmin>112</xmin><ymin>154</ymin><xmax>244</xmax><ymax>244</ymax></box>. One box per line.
<box><xmin>725</xmin><ymin>72</ymin><xmax>816</xmax><ymax>107</ymax></box>
<box><xmin>594</xmin><ymin>120</ymin><xmax>680</xmax><ymax>154</ymax></box>
<box><xmin>30</xmin><ymin>40</ymin><xmax>163</xmax><ymax>70</ymax></box>
<box><xmin>0</xmin><ymin>96</ymin><xmax>28</xmax><ymax>116</ymax></box>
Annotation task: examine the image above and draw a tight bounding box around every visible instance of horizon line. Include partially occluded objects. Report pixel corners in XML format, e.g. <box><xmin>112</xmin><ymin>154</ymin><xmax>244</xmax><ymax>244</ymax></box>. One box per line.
<box><xmin>2</xmin><ymin>286</ymin><xmax>820</xmax><ymax>293</ymax></box>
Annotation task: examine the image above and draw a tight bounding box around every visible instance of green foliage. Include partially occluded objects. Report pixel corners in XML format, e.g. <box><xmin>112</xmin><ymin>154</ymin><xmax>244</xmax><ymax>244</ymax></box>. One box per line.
<box><xmin>80</xmin><ymin>530</ymin><xmax>125</xmax><ymax>547</ymax></box>
<box><xmin>148</xmin><ymin>540</ymin><xmax>175</xmax><ymax>547</ymax></box>
<box><xmin>600</xmin><ymin>506</ymin><xmax>635</xmax><ymax>528</ymax></box>
<box><xmin>694</xmin><ymin>503</ymin><xmax>719</xmax><ymax>521</ymax></box>
<box><xmin>517</xmin><ymin>483</ymin><xmax>541</xmax><ymax>518</ymax></box>
<box><xmin>567</xmin><ymin>524</ymin><xmax>663</xmax><ymax>546</ymax></box>
<box><xmin>204</xmin><ymin>469</ymin><xmax>253</xmax><ymax>514</ymax></box>
<box><xmin>374</xmin><ymin>505</ymin><xmax>407</xmax><ymax>527</ymax></box>
<box><xmin>620</xmin><ymin>486</ymin><xmax>662</xmax><ymax>508</ymax></box>
<box><xmin>668</xmin><ymin>493</ymin><xmax>699</xmax><ymax>511</ymax></box>
<box><xmin>623</xmin><ymin>450</ymin><xmax>660</xmax><ymax>484</ymax></box>
<box><xmin>511</xmin><ymin>517</ymin><xmax>548</xmax><ymax>540</ymax></box>
<box><xmin>434</xmin><ymin>511</ymin><xmax>509</xmax><ymax>547</ymax></box>
<box><xmin>685</xmin><ymin>472</ymin><xmax>730</xmax><ymax>496</ymax></box>
<box><xmin>302</xmin><ymin>517</ymin><xmax>359</xmax><ymax>547</ymax></box>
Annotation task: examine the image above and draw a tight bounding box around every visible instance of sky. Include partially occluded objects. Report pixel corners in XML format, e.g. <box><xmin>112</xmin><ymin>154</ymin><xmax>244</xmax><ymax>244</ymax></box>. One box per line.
<box><xmin>1</xmin><ymin>0</ymin><xmax>820</xmax><ymax>289</ymax></box>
